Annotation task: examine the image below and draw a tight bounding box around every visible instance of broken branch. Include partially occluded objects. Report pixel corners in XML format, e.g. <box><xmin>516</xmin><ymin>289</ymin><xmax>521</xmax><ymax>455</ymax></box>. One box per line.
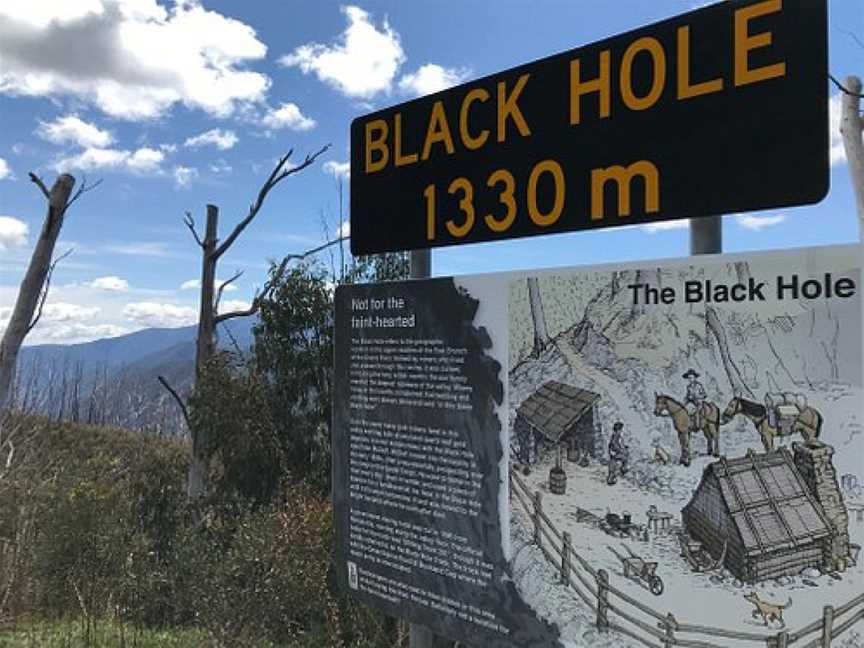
<box><xmin>214</xmin><ymin>269</ymin><xmax>244</xmax><ymax>314</ymax></box>
<box><xmin>184</xmin><ymin>212</ymin><xmax>205</xmax><ymax>248</ymax></box>
<box><xmin>157</xmin><ymin>376</ymin><xmax>192</xmax><ymax>432</ymax></box>
<box><xmin>28</xmin><ymin>173</ymin><xmax>50</xmax><ymax>199</ymax></box>
<box><xmin>27</xmin><ymin>248</ymin><xmax>74</xmax><ymax>334</ymax></box>
<box><xmin>63</xmin><ymin>177</ymin><xmax>102</xmax><ymax>215</ymax></box>
<box><xmin>213</xmin><ymin>144</ymin><xmax>331</xmax><ymax>260</ymax></box>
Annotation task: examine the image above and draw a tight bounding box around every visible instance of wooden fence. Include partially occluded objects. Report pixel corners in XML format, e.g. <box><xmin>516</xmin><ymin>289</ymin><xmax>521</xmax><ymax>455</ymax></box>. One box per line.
<box><xmin>509</xmin><ymin>469</ymin><xmax>864</xmax><ymax>648</ymax></box>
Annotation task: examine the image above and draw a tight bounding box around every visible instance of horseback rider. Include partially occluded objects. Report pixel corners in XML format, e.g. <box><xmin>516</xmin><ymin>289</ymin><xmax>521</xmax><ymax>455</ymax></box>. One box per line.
<box><xmin>683</xmin><ymin>369</ymin><xmax>707</xmax><ymax>433</ymax></box>
<box><xmin>607</xmin><ymin>421</ymin><xmax>629</xmax><ymax>485</ymax></box>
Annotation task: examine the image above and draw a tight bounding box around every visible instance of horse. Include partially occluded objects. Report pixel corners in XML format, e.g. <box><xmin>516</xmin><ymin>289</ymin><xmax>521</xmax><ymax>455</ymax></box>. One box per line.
<box><xmin>653</xmin><ymin>394</ymin><xmax>721</xmax><ymax>466</ymax></box>
<box><xmin>721</xmin><ymin>396</ymin><xmax>822</xmax><ymax>452</ymax></box>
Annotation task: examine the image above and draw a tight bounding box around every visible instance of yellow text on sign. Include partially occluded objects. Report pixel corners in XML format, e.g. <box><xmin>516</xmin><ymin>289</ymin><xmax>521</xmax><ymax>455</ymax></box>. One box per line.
<box><xmin>424</xmin><ymin>159</ymin><xmax>660</xmax><ymax>242</ymax></box>
<box><xmin>363</xmin><ymin>0</ymin><xmax>787</xmax><ymax>176</ymax></box>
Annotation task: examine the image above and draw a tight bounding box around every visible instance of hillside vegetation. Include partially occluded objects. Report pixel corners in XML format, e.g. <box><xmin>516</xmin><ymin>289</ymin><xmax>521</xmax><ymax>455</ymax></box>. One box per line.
<box><xmin>0</xmin><ymin>414</ymin><xmax>402</xmax><ymax>647</ymax></box>
<box><xmin>0</xmin><ymin>258</ymin><xmax>410</xmax><ymax>647</ymax></box>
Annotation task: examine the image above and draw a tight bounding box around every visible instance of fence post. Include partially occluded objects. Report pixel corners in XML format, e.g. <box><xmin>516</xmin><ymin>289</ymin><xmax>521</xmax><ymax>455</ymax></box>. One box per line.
<box><xmin>533</xmin><ymin>491</ymin><xmax>543</xmax><ymax>548</ymax></box>
<box><xmin>664</xmin><ymin>612</ymin><xmax>676</xmax><ymax>648</ymax></box>
<box><xmin>561</xmin><ymin>531</ymin><xmax>572</xmax><ymax>585</ymax></box>
<box><xmin>774</xmin><ymin>630</ymin><xmax>789</xmax><ymax>648</ymax></box>
<box><xmin>821</xmin><ymin>605</ymin><xmax>834</xmax><ymax>648</ymax></box>
<box><xmin>596</xmin><ymin>569</ymin><xmax>609</xmax><ymax>632</ymax></box>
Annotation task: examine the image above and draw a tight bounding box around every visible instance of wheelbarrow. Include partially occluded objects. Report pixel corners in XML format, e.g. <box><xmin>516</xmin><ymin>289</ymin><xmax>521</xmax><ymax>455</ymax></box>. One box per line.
<box><xmin>608</xmin><ymin>544</ymin><xmax>664</xmax><ymax>596</ymax></box>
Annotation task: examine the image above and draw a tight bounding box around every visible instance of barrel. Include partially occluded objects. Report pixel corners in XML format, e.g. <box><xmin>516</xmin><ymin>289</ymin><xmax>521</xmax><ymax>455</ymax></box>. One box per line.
<box><xmin>549</xmin><ymin>467</ymin><xmax>567</xmax><ymax>494</ymax></box>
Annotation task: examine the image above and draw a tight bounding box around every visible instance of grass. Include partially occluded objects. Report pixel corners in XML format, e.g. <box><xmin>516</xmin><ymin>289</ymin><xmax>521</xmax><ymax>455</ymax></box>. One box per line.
<box><xmin>0</xmin><ymin>620</ymin><xmax>215</xmax><ymax>648</ymax></box>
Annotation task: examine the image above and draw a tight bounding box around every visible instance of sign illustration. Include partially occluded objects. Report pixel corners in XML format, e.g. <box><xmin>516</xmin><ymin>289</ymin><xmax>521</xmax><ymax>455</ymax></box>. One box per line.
<box><xmin>333</xmin><ymin>244</ymin><xmax>863</xmax><ymax>647</ymax></box>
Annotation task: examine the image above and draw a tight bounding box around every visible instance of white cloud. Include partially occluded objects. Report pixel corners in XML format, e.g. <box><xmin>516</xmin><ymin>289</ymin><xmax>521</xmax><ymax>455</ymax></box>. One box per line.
<box><xmin>0</xmin><ymin>303</ymin><xmax>131</xmax><ymax>343</ymax></box>
<box><xmin>14</xmin><ymin>299</ymin><xmax>127</xmax><ymax>343</ymax></box>
<box><xmin>336</xmin><ymin>220</ymin><xmax>351</xmax><ymax>238</ymax></box>
<box><xmin>184</xmin><ymin>128</ymin><xmax>238</xmax><ymax>150</ymax></box>
<box><xmin>261</xmin><ymin>102</ymin><xmax>316</xmax><ymax>131</ymax></box>
<box><xmin>172</xmin><ymin>165</ymin><xmax>198</xmax><ymax>188</ymax></box>
<box><xmin>104</xmin><ymin>241</ymin><xmax>173</xmax><ymax>257</ymax></box>
<box><xmin>37</xmin><ymin>114</ymin><xmax>113</xmax><ymax>148</ymax></box>
<box><xmin>0</xmin><ymin>0</ymin><xmax>270</xmax><ymax>120</ymax></box>
<box><xmin>54</xmin><ymin>146</ymin><xmax>164</xmax><ymax>173</ymax></box>
<box><xmin>0</xmin><ymin>157</ymin><xmax>12</xmax><ymax>179</ymax></box>
<box><xmin>127</xmin><ymin>147</ymin><xmax>163</xmax><ymax>171</ymax></box>
<box><xmin>180</xmin><ymin>278</ymin><xmax>237</xmax><ymax>292</ymax></box>
<box><xmin>40</xmin><ymin>302</ymin><xmax>101</xmax><ymax>323</ymax></box>
<box><xmin>0</xmin><ymin>216</ymin><xmax>28</xmax><ymax>250</ymax></box>
<box><xmin>735</xmin><ymin>213</ymin><xmax>786</xmax><ymax>231</ymax></box>
<box><xmin>398</xmin><ymin>63</ymin><xmax>469</xmax><ymax>97</ymax></box>
<box><xmin>279</xmin><ymin>6</ymin><xmax>404</xmax><ymax>99</ymax></box>
<box><xmin>40</xmin><ymin>322</ymin><xmax>129</xmax><ymax>341</ymax></box>
<box><xmin>218</xmin><ymin>299</ymin><xmax>251</xmax><ymax>314</ymax></box>
<box><xmin>209</xmin><ymin>159</ymin><xmax>232</xmax><ymax>174</ymax></box>
<box><xmin>323</xmin><ymin>160</ymin><xmax>350</xmax><ymax>180</ymax></box>
<box><xmin>89</xmin><ymin>275</ymin><xmax>129</xmax><ymax>291</ymax></box>
<box><xmin>640</xmin><ymin>219</ymin><xmax>690</xmax><ymax>233</ymax></box>
<box><xmin>123</xmin><ymin>301</ymin><xmax>196</xmax><ymax>328</ymax></box>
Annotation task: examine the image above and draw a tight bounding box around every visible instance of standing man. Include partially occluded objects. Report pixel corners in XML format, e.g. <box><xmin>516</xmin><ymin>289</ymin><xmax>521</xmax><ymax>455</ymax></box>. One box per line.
<box><xmin>683</xmin><ymin>369</ymin><xmax>707</xmax><ymax>433</ymax></box>
<box><xmin>607</xmin><ymin>421</ymin><xmax>629</xmax><ymax>485</ymax></box>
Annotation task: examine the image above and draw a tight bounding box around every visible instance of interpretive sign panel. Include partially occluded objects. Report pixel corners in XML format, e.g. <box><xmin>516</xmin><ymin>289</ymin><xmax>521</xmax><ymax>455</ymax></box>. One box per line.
<box><xmin>332</xmin><ymin>244</ymin><xmax>864</xmax><ymax>647</ymax></box>
<box><xmin>349</xmin><ymin>0</ymin><xmax>828</xmax><ymax>255</ymax></box>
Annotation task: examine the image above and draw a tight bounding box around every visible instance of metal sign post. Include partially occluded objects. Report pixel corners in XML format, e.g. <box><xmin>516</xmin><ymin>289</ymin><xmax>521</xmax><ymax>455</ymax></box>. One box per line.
<box><xmin>407</xmin><ymin>246</ymin><xmax>441</xmax><ymax>648</ymax></box>
<box><xmin>690</xmin><ymin>215</ymin><xmax>722</xmax><ymax>255</ymax></box>
<box><xmin>410</xmin><ymin>249</ymin><xmax>431</xmax><ymax>281</ymax></box>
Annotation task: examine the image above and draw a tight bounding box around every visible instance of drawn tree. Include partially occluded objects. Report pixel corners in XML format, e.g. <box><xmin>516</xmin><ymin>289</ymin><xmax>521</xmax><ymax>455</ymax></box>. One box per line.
<box><xmin>527</xmin><ymin>277</ymin><xmax>550</xmax><ymax>356</ymax></box>
<box><xmin>159</xmin><ymin>146</ymin><xmax>330</xmax><ymax>500</ymax></box>
<box><xmin>705</xmin><ymin>306</ymin><xmax>755</xmax><ymax>399</ymax></box>
<box><xmin>0</xmin><ymin>173</ymin><xmax>99</xmax><ymax>415</ymax></box>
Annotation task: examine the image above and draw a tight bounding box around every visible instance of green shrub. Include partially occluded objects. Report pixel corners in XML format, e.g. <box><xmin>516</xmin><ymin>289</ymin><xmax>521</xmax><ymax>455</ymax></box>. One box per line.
<box><xmin>0</xmin><ymin>416</ymin><xmax>402</xmax><ymax>647</ymax></box>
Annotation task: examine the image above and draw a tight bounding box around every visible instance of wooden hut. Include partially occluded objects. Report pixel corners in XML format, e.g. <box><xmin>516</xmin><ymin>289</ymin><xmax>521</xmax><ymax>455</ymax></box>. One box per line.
<box><xmin>682</xmin><ymin>448</ymin><xmax>833</xmax><ymax>583</ymax></box>
<box><xmin>513</xmin><ymin>381</ymin><xmax>601</xmax><ymax>465</ymax></box>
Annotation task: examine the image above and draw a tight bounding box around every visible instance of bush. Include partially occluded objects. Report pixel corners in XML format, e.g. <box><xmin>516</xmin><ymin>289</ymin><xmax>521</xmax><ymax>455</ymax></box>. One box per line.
<box><xmin>0</xmin><ymin>415</ymin><xmax>402</xmax><ymax>647</ymax></box>
<box><xmin>0</xmin><ymin>415</ymin><xmax>187</xmax><ymax>622</ymax></box>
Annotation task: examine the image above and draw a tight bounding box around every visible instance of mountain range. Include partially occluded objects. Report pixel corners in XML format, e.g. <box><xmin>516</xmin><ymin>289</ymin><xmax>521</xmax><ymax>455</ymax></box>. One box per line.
<box><xmin>15</xmin><ymin>317</ymin><xmax>256</xmax><ymax>434</ymax></box>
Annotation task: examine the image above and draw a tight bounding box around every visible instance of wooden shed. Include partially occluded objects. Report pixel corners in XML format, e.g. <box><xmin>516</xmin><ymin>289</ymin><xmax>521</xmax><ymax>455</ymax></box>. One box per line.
<box><xmin>513</xmin><ymin>381</ymin><xmax>601</xmax><ymax>465</ymax></box>
<box><xmin>682</xmin><ymin>449</ymin><xmax>833</xmax><ymax>583</ymax></box>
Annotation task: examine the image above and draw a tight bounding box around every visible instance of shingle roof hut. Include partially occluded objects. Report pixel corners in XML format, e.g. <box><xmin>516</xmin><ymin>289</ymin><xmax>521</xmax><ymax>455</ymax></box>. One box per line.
<box><xmin>513</xmin><ymin>381</ymin><xmax>601</xmax><ymax>464</ymax></box>
<box><xmin>682</xmin><ymin>448</ymin><xmax>838</xmax><ymax>583</ymax></box>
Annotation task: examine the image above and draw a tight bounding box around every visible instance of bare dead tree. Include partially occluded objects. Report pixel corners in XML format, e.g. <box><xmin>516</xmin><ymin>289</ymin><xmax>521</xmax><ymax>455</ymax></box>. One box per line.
<box><xmin>0</xmin><ymin>173</ymin><xmax>100</xmax><ymax>419</ymax></box>
<box><xmin>836</xmin><ymin>75</ymin><xmax>864</xmax><ymax>223</ymax></box>
<box><xmin>159</xmin><ymin>145</ymin><xmax>331</xmax><ymax>500</ymax></box>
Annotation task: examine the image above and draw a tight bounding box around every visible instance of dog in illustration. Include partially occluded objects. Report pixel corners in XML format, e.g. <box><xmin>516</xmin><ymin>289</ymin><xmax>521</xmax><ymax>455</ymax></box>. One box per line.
<box><xmin>743</xmin><ymin>592</ymin><xmax>792</xmax><ymax>627</ymax></box>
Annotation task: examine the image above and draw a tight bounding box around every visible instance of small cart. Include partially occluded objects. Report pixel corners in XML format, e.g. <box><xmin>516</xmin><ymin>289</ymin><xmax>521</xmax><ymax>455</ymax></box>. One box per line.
<box><xmin>608</xmin><ymin>544</ymin><xmax>664</xmax><ymax>596</ymax></box>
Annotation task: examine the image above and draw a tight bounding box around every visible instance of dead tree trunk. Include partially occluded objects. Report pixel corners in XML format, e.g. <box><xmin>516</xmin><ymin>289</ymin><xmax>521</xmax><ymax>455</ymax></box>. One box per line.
<box><xmin>0</xmin><ymin>175</ymin><xmax>76</xmax><ymax>413</ymax></box>
<box><xmin>195</xmin><ymin>206</ymin><xmax>219</xmax><ymax>373</ymax></box>
<box><xmin>527</xmin><ymin>277</ymin><xmax>550</xmax><ymax>356</ymax></box>
<box><xmin>839</xmin><ymin>76</ymin><xmax>863</xmax><ymax>223</ymax></box>
<box><xmin>705</xmin><ymin>305</ymin><xmax>755</xmax><ymax>399</ymax></box>
<box><xmin>185</xmin><ymin>205</ymin><xmax>219</xmax><ymax>498</ymax></box>
<box><xmin>161</xmin><ymin>145</ymin><xmax>331</xmax><ymax>501</ymax></box>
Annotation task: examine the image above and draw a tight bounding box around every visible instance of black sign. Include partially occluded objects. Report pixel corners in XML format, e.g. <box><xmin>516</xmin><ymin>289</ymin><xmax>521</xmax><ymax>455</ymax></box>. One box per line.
<box><xmin>350</xmin><ymin>0</ymin><xmax>827</xmax><ymax>255</ymax></box>
<box><xmin>332</xmin><ymin>280</ymin><xmax>561</xmax><ymax>646</ymax></box>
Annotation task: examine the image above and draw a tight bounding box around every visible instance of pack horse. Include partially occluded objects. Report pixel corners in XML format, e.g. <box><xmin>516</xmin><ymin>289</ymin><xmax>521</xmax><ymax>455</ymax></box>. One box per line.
<box><xmin>721</xmin><ymin>395</ymin><xmax>822</xmax><ymax>451</ymax></box>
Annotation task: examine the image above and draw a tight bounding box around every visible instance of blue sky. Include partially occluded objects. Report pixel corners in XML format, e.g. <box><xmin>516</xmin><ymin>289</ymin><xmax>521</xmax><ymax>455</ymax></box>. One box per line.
<box><xmin>0</xmin><ymin>0</ymin><xmax>861</xmax><ymax>344</ymax></box>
